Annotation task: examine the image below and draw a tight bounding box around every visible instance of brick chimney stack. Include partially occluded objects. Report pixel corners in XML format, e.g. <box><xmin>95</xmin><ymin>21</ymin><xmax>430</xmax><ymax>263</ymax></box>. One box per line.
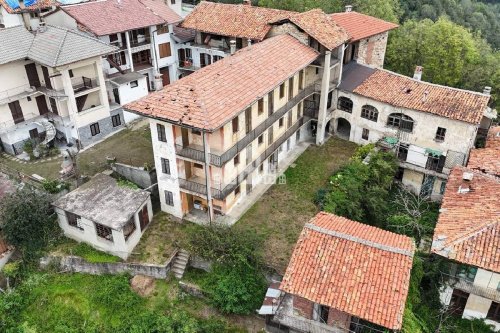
<box><xmin>413</xmin><ymin>66</ymin><xmax>423</xmax><ymax>81</ymax></box>
<box><xmin>345</xmin><ymin>5</ymin><xmax>353</xmax><ymax>12</ymax></box>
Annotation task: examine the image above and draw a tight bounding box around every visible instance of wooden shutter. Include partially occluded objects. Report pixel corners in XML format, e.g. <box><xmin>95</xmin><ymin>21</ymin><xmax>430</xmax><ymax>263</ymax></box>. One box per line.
<box><xmin>8</xmin><ymin>101</ymin><xmax>24</xmax><ymax>124</ymax></box>
<box><xmin>159</xmin><ymin>43</ymin><xmax>171</xmax><ymax>58</ymax></box>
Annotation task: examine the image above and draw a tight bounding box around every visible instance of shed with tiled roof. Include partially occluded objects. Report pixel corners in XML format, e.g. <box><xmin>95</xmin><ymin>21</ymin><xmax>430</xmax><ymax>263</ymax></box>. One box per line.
<box><xmin>280</xmin><ymin>212</ymin><xmax>414</xmax><ymax>330</ymax></box>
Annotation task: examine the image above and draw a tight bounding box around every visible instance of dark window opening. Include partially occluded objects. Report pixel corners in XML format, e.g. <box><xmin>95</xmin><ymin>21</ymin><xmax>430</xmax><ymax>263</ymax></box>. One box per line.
<box><xmin>436</xmin><ymin>127</ymin><xmax>446</xmax><ymax>142</ymax></box>
<box><xmin>161</xmin><ymin>158</ymin><xmax>170</xmax><ymax>174</ymax></box>
<box><xmin>111</xmin><ymin>114</ymin><xmax>121</xmax><ymax>127</ymax></box>
<box><xmin>234</xmin><ymin>185</ymin><xmax>240</xmax><ymax>196</ymax></box>
<box><xmin>426</xmin><ymin>154</ymin><xmax>446</xmax><ymax>173</ymax></box>
<box><xmin>258</xmin><ymin>99</ymin><xmax>264</xmax><ymax>115</ymax></box>
<box><xmin>279</xmin><ymin>83</ymin><xmax>285</xmax><ymax>99</ymax></box>
<box><xmin>123</xmin><ymin>217</ymin><xmax>136</xmax><ymax>240</ymax></box>
<box><xmin>130</xmin><ymin>80</ymin><xmax>138</xmax><ymax>88</ymax></box>
<box><xmin>327</xmin><ymin>91</ymin><xmax>333</xmax><ymax>109</ymax></box>
<box><xmin>66</xmin><ymin>212</ymin><xmax>83</xmax><ymax>230</ymax></box>
<box><xmin>487</xmin><ymin>302</ymin><xmax>500</xmax><ymax>321</ymax></box>
<box><xmin>90</xmin><ymin>123</ymin><xmax>100</xmax><ymax>136</ymax></box>
<box><xmin>193</xmin><ymin>163</ymin><xmax>203</xmax><ymax>169</ymax></box>
<box><xmin>95</xmin><ymin>223</ymin><xmax>113</xmax><ymax>242</ymax></box>
<box><xmin>362</xmin><ymin>128</ymin><xmax>369</xmax><ymax>140</ymax></box>
<box><xmin>397</xmin><ymin>143</ymin><xmax>409</xmax><ymax>162</ymax></box>
<box><xmin>165</xmin><ymin>190</ymin><xmax>174</xmax><ymax>206</ymax></box>
<box><xmin>279</xmin><ymin>117</ymin><xmax>284</xmax><ymax>128</ymax></box>
<box><xmin>157</xmin><ymin>123</ymin><xmax>167</xmax><ymax>142</ymax></box>
<box><xmin>449</xmin><ymin>289</ymin><xmax>469</xmax><ymax>316</ymax></box>
<box><xmin>337</xmin><ymin>97</ymin><xmax>353</xmax><ymax>113</ymax></box>
<box><xmin>234</xmin><ymin>154</ymin><xmax>240</xmax><ymax>166</ymax></box>
<box><xmin>361</xmin><ymin>105</ymin><xmax>378</xmax><ymax>122</ymax></box>
<box><xmin>387</xmin><ymin>113</ymin><xmax>414</xmax><ymax>132</ymax></box>
<box><xmin>232</xmin><ymin>117</ymin><xmax>239</xmax><ymax>133</ymax></box>
<box><xmin>258</xmin><ymin>135</ymin><xmax>264</xmax><ymax>145</ymax></box>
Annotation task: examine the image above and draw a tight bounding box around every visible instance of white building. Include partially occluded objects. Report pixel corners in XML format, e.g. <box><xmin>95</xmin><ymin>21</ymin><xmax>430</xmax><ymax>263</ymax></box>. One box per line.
<box><xmin>0</xmin><ymin>25</ymin><xmax>122</xmax><ymax>155</ymax></box>
<box><xmin>53</xmin><ymin>173</ymin><xmax>153</xmax><ymax>260</ymax></box>
<box><xmin>432</xmin><ymin>167</ymin><xmax>500</xmax><ymax>331</ymax></box>
<box><xmin>0</xmin><ymin>0</ymin><xmax>57</xmax><ymax>30</ymax></box>
<box><xmin>44</xmin><ymin>0</ymin><xmax>182</xmax><ymax>122</ymax></box>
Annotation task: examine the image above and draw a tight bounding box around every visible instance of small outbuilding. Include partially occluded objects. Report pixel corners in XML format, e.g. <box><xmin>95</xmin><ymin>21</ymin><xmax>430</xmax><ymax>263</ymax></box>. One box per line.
<box><xmin>53</xmin><ymin>173</ymin><xmax>152</xmax><ymax>259</ymax></box>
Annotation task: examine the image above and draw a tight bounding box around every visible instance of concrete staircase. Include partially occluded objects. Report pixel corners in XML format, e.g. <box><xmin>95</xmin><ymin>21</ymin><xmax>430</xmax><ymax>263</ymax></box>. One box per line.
<box><xmin>172</xmin><ymin>249</ymin><xmax>190</xmax><ymax>279</ymax></box>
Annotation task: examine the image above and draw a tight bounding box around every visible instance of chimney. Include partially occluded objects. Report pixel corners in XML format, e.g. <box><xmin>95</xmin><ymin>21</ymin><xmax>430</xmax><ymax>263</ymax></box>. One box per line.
<box><xmin>247</xmin><ymin>39</ymin><xmax>252</xmax><ymax>47</ymax></box>
<box><xmin>242</xmin><ymin>0</ymin><xmax>251</xmax><ymax>5</ymax></box>
<box><xmin>458</xmin><ymin>171</ymin><xmax>474</xmax><ymax>194</ymax></box>
<box><xmin>413</xmin><ymin>66</ymin><xmax>423</xmax><ymax>81</ymax></box>
<box><xmin>483</xmin><ymin>86</ymin><xmax>492</xmax><ymax>95</ymax></box>
<box><xmin>38</xmin><ymin>20</ymin><xmax>47</xmax><ymax>33</ymax></box>
<box><xmin>345</xmin><ymin>5</ymin><xmax>353</xmax><ymax>12</ymax></box>
<box><xmin>230</xmin><ymin>40</ymin><xmax>236</xmax><ymax>55</ymax></box>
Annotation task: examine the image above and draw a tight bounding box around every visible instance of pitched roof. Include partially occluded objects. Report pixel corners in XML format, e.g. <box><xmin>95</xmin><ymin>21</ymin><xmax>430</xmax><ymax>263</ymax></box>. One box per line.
<box><xmin>180</xmin><ymin>1</ymin><xmax>292</xmax><ymax>41</ymax></box>
<box><xmin>330</xmin><ymin>11</ymin><xmax>398</xmax><ymax>41</ymax></box>
<box><xmin>0</xmin><ymin>25</ymin><xmax>117</xmax><ymax>66</ymax></box>
<box><xmin>485</xmin><ymin>126</ymin><xmax>500</xmax><ymax>149</ymax></box>
<box><xmin>280</xmin><ymin>212</ymin><xmax>414</xmax><ymax>330</ymax></box>
<box><xmin>124</xmin><ymin>34</ymin><xmax>318</xmax><ymax>130</ymax></box>
<box><xmin>277</xmin><ymin>9</ymin><xmax>349</xmax><ymax>50</ymax></box>
<box><xmin>53</xmin><ymin>173</ymin><xmax>150</xmax><ymax>230</ymax></box>
<box><xmin>61</xmin><ymin>0</ymin><xmax>181</xmax><ymax>36</ymax></box>
<box><xmin>467</xmin><ymin>126</ymin><xmax>500</xmax><ymax>176</ymax></box>
<box><xmin>432</xmin><ymin>167</ymin><xmax>500</xmax><ymax>273</ymax></box>
<box><xmin>351</xmin><ymin>68</ymin><xmax>490</xmax><ymax>124</ymax></box>
<box><xmin>0</xmin><ymin>0</ymin><xmax>56</xmax><ymax>14</ymax></box>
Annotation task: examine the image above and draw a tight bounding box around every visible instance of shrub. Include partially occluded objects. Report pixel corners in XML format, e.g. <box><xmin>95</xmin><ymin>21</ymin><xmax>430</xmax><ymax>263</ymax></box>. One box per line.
<box><xmin>42</xmin><ymin>179</ymin><xmax>70</xmax><ymax>194</ymax></box>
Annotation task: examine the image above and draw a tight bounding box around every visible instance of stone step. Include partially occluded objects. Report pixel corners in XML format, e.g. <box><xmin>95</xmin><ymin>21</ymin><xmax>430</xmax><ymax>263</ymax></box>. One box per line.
<box><xmin>176</xmin><ymin>257</ymin><xmax>189</xmax><ymax>264</ymax></box>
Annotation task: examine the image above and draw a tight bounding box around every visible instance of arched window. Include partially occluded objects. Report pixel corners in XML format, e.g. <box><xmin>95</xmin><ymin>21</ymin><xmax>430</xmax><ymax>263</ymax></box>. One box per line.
<box><xmin>337</xmin><ymin>97</ymin><xmax>353</xmax><ymax>113</ymax></box>
<box><xmin>387</xmin><ymin>113</ymin><xmax>414</xmax><ymax>132</ymax></box>
<box><xmin>361</xmin><ymin>105</ymin><xmax>378</xmax><ymax>122</ymax></box>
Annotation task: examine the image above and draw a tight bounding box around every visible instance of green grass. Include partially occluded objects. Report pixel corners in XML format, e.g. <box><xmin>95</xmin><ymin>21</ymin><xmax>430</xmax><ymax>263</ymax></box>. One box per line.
<box><xmin>50</xmin><ymin>239</ymin><xmax>121</xmax><ymax>263</ymax></box>
<box><xmin>0</xmin><ymin>154</ymin><xmax>62</xmax><ymax>180</ymax></box>
<box><xmin>235</xmin><ymin>137</ymin><xmax>358</xmax><ymax>273</ymax></box>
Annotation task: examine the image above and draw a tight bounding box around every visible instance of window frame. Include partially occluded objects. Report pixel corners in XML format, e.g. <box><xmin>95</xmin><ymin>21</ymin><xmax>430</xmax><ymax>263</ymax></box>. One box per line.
<box><xmin>164</xmin><ymin>190</ymin><xmax>174</xmax><ymax>206</ymax></box>
<box><xmin>234</xmin><ymin>154</ymin><xmax>240</xmax><ymax>166</ymax></box>
<box><xmin>337</xmin><ymin>97</ymin><xmax>353</xmax><ymax>113</ymax></box>
<box><xmin>123</xmin><ymin>216</ymin><xmax>136</xmax><ymax>241</ymax></box>
<box><xmin>279</xmin><ymin>83</ymin><xmax>285</xmax><ymax>99</ymax></box>
<box><xmin>258</xmin><ymin>134</ymin><xmax>264</xmax><ymax>145</ymax></box>
<box><xmin>258</xmin><ymin>99</ymin><xmax>264</xmax><ymax>115</ymax></box>
<box><xmin>232</xmin><ymin>117</ymin><xmax>239</xmax><ymax>134</ymax></box>
<box><xmin>95</xmin><ymin>222</ymin><xmax>113</xmax><ymax>242</ymax></box>
<box><xmin>157</xmin><ymin>123</ymin><xmax>167</xmax><ymax>142</ymax></box>
<box><xmin>435</xmin><ymin>127</ymin><xmax>447</xmax><ymax>142</ymax></box>
<box><xmin>130</xmin><ymin>80</ymin><xmax>138</xmax><ymax>88</ymax></box>
<box><xmin>360</xmin><ymin>105</ymin><xmax>378</xmax><ymax>122</ymax></box>
<box><xmin>487</xmin><ymin>302</ymin><xmax>500</xmax><ymax>321</ymax></box>
<box><xmin>362</xmin><ymin>128</ymin><xmax>369</xmax><ymax>140</ymax></box>
<box><xmin>279</xmin><ymin>117</ymin><xmax>284</xmax><ymax>128</ymax></box>
<box><xmin>161</xmin><ymin>158</ymin><xmax>170</xmax><ymax>175</ymax></box>
<box><xmin>66</xmin><ymin>211</ymin><xmax>83</xmax><ymax>230</ymax></box>
<box><xmin>90</xmin><ymin>122</ymin><xmax>100</xmax><ymax>136</ymax></box>
<box><xmin>387</xmin><ymin>113</ymin><xmax>414</xmax><ymax>132</ymax></box>
<box><xmin>111</xmin><ymin>114</ymin><xmax>121</xmax><ymax>127</ymax></box>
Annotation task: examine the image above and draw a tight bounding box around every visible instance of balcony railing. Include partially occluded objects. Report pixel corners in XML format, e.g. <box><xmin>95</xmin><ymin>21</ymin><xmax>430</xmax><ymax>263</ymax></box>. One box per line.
<box><xmin>177</xmin><ymin>59</ymin><xmax>200</xmax><ymax>71</ymax></box>
<box><xmin>442</xmin><ymin>272</ymin><xmax>500</xmax><ymax>303</ymax></box>
<box><xmin>175</xmin><ymin>84</ymin><xmax>316</xmax><ymax>167</ymax></box>
<box><xmin>178</xmin><ymin>117</ymin><xmax>307</xmax><ymax>200</ymax></box>
<box><xmin>129</xmin><ymin>36</ymin><xmax>151</xmax><ymax>48</ymax></box>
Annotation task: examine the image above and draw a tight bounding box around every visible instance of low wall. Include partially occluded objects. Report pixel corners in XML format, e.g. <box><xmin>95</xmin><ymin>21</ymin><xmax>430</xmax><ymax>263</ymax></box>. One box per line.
<box><xmin>40</xmin><ymin>252</ymin><xmax>177</xmax><ymax>279</ymax></box>
<box><xmin>189</xmin><ymin>255</ymin><xmax>212</xmax><ymax>272</ymax></box>
<box><xmin>111</xmin><ymin>163</ymin><xmax>156</xmax><ymax>189</ymax></box>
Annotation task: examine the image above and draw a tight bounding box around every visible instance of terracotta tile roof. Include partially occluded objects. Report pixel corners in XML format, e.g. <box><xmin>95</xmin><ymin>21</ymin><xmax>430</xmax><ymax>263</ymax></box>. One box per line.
<box><xmin>60</xmin><ymin>0</ymin><xmax>181</xmax><ymax>36</ymax></box>
<box><xmin>0</xmin><ymin>0</ymin><xmax>56</xmax><ymax>13</ymax></box>
<box><xmin>432</xmin><ymin>167</ymin><xmax>500</xmax><ymax>273</ymax></box>
<box><xmin>467</xmin><ymin>126</ymin><xmax>500</xmax><ymax>176</ymax></box>
<box><xmin>353</xmin><ymin>69</ymin><xmax>490</xmax><ymax>124</ymax></box>
<box><xmin>124</xmin><ymin>34</ymin><xmax>318</xmax><ymax>130</ymax></box>
<box><xmin>281</xmin><ymin>9</ymin><xmax>350</xmax><ymax>50</ymax></box>
<box><xmin>180</xmin><ymin>1</ymin><xmax>293</xmax><ymax>41</ymax></box>
<box><xmin>330</xmin><ymin>11</ymin><xmax>398</xmax><ymax>41</ymax></box>
<box><xmin>485</xmin><ymin>126</ymin><xmax>500</xmax><ymax>149</ymax></box>
<box><xmin>280</xmin><ymin>212</ymin><xmax>414</xmax><ymax>330</ymax></box>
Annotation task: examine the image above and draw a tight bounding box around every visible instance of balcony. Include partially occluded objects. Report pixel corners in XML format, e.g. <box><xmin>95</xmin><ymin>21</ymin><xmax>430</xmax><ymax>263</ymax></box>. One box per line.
<box><xmin>177</xmin><ymin>59</ymin><xmax>200</xmax><ymax>72</ymax></box>
<box><xmin>442</xmin><ymin>272</ymin><xmax>500</xmax><ymax>303</ymax></box>
<box><xmin>129</xmin><ymin>36</ymin><xmax>152</xmax><ymax>48</ymax></box>
<box><xmin>72</xmin><ymin>76</ymin><xmax>98</xmax><ymax>96</ymax></box>
<box><xmin>0</xmin><ymin>84</ymin><xmax>66</xmax><ymax>105</ymax></box>
<box><xmin>175</xmin><ymin>84</ymin><xmax>316</xmax><ymax>168</ymax></box>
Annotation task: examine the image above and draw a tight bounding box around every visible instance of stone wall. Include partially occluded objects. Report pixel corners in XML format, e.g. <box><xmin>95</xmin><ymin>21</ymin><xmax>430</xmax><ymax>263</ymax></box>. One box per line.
<box><xmin>188</xmin><ymin>255</ymin><xmax>212</xmax><ymax>272</ymax></box>
<box><xmin>40</xmin><ymin>254</ymin><xmax>175</xmax><ymax>279</ymax></box>
<box><xmin>112</xmin><ymin>162</ymin><xmax>157</xmax><ymax>189</ymax></box>
<box><xmin>267</xmin><ymin>23</ymin><xmax>309</xmax><ymax>46</ymax></box>
<box><xmin>327</xmin><ymin>308</ymin><xmax>351</xmax><ymax>329</ymax></box>
<box><xmin>356</xmin><ymin>32</ymin><xmax>389</xmax><ymax>68</ymax></box>
<box><xmin>293</xmin><ymin>295</ymin><xmax>314</xmax><ymax>319</ymax></box>
<box><xmin>77</xmin><ymin>109</ymin><xmax>125</xmax><ymax>147</ymax></box>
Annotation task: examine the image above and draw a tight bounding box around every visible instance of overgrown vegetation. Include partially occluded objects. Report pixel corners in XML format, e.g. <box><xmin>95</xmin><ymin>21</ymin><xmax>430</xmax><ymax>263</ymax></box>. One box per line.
<box><xmin>42</xmin><ymin>179</ymin><xmax>70</xmax><ymax>194</ymax></box>
<box><xmin>51</xmin><ymin>239</ymin><xmax>121</xmax><ymax>263</ymax></box>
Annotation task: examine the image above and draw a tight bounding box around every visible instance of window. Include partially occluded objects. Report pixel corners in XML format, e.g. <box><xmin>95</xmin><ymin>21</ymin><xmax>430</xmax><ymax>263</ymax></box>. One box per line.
<box><xmin>296</xmin><ymin>129</ymin><xmax>300</xmax><ymax>142</ymax></box>
<box><xmin>232</xmin><ymin>117</ymin><xmax>239</xmax><ymax>133</ymax></box>
<box><xmin>327</xmin><ymin>91</ymin><xmax>333</xmax><ymax>109</ymax></box>
<box><xmin>213</xmin><ymin>55</ymin><xmax>223</xmax><ymax>62</ymax></box>
<box><xmin>259</xmin><ymin>163</ymin><xmax>264</xmax><ymax>173</ymax></box>
<box><xmin>297</xmin><ymin>101</ymin><xmax>303</xmax><ymax>118</ymax></box>
<box><xmin>157</xmin><ymin>123</ymin><xmax>167</xmax><ymax>142</ymax></box>
<box><xmin>193</xmin><ymin>163</ymin><xmax>203</xmax><ymax>169</ymax></box>
<box><xmin>387</xmin><ymin>113</ymin><xmax>414</xmax><ymax>132</ymax></box>
<box><xmin>29</xmin><ymin>128</ymin><xmax>38</xmax><ymax>139</ymax></box>
<box><xmin>362</xmin><ymin>128</ymin><xmax>369</xmax><ymax>140</ymax></box>
<box><xmin>456</xmin><ymin>265</ymin><xmax>478</xmax><ymax>282</ymax></box>
<box><xmin>8</xmin><ymin>101</ymin><xmax>24</xmax><ymax>124</ymax></box>
<box><xmin>156</xmin><ymin>24</ymin><xmax>169</xmax><ymax>35</ymax></box>
<box><xmin>449</xmin><ymin>289</ymin><xmax>469</xmax><ymax>316</ymax></box>
<box><xmin>258</xmin><ymin>134</ymin><xmax>264</xmax><ymax>145</ymax></box>
<box><xmin>361</xmin><ymin>105</ymin><xmax>378</xmax><ymax>122</ymax></box>
<box><xmin>66</xmin><ymin>212</ymin><xmax>83</xmax><ymax>230</ymax></box>
<box><xmin>164</xmin><ymin>190</ymin><xmax>174</xmax><ymax>206</ymax></box>
<box><xmin>192</xmin><ymin>129</ymin><xmax>201</xmax><ymax>135</ymax></box>
<box><xmin>487</xmin><ymin>302</ymin><xmax>500</xmax><ymax>321</ymax></box>
<box><xmin>111</xmin><ymin>114</ymin><xmax>121</xmax><ymax>127</ymax></box>
<box><xmin>435</xmin><ymin>127</ymin><xmax>446</xmax><ymax>142</ymax></box>
<box><xmin>95</xmin><ymin>223</ymin><xmax>113</xmax><ymax>242</ymax></box>
<box><xmin>279</xmin><ymin>117</ymin><xmax>284</xmax><ymax>128</ymax></box>
<box><xmin>299</xmin><ymin>70</ymin><xmax>304</xmax><ymax>89</ymax></box>
<box><xmin>69</xmin><ymin>69</ymin><xmax>74</xmax><ymax>78</ymax></box>
<box><xmin>337</xmin><ymin>97</ymin><xmax>353</xmax><ymax>113</ymax></box>
<box><xmin>279</xmin><ymin>83</ymin><xmax>285</xmax><ymax>99</ymax></box>
<box><xmin>159</xmin><ymin>43</ymin><xmax>171</xmax><ymax>58</ymax></box>
<box><xmin>287</xmin><ymin>111</ymin><xmax>292</xmax><ymax>128</ymax></box>
<box><xmin>397</xmin><ymin>143</ymin><xmax>409</xmax><ymax>162</ymax></box>
<box><xmin>170</xmin><ymin>0</ymin><xmax>175</xmax><ymax>4</ymax></box>
<box><xmin>161</xmin><ymin>158</ymin><xmax>170</xmax><ymax>174</ymax></box>
<box><xmin>49</xmin><ymin>98</ymin><xmax>58</xmax><ymax>114</ymax></box>
<box><xmin>426</xmin><ymin>154</ymin><xmax>445</xmax><ymax>173</ymax></box>
<box><xmin>439</xmin><ymin>180</ymin><xmax>447</xmax><ymax>195</ymax></box>
<box><xmin>288</xmin><ymin>77</ymin><xmax>294</xmax><ymax>99</ymax></box>
<box><xmin>123</xmin><ymin>217</ymin><xmax>136</xmax><ymax>241</ymax></box>
<box><xmin>258</xmin><ymin>99</ymin><xmax>264</xmax><ymax>115</ymax></box>
<box><xmin>90</xmin><ymin>123</ymin><xmax>100</xmax><ymax>136</ymax></box>
<box><xmin>234</xmin><ymin>185</ymin><xmax>240</xmax><ymax>196</ymax></box>
<box><xmin>130</xmin><ymin>80</ymin><xmax>138</xmax><ymax>88</ymax></box>
<box><xmin>234</xmin><ymin>154</ymin><xmax>240</xmax><ymax>166</ymax></box>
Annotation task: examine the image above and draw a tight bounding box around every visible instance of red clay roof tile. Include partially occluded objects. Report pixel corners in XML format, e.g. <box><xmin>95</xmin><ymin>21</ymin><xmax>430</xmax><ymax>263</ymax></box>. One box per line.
<box><xmin>330</xmin><ymin>11</ymin><xmax>398</xmax><ymax>41</ymax></box>
<box><xmin>280</xmin><ymin>212</ymin><xmax>414</xmax><ymax>330</ymax></box>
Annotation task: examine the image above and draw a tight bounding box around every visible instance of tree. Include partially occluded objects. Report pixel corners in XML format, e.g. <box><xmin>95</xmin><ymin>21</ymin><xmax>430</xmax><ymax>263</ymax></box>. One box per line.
<box><xmin>0</xmin><ymin>187</ymin><xmax>59</xmax><ymax>262</ymax></box>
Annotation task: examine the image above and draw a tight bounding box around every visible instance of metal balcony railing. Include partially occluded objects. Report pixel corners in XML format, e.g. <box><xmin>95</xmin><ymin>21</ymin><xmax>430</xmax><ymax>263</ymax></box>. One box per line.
<box><xmin>175</xmin><ymin>84</ymin><xmax>316</xmax><ymax>167</ymax></box>
<box><xmin>178</xmin><ymin>117</ymin><xmax>307</xmax><ymax>200</ymax></box>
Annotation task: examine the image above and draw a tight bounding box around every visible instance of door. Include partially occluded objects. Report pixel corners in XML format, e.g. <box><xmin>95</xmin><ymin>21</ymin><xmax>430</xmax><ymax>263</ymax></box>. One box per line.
<box><xmin>144</xmin><ymin>74</ymin><xmax>151</xmax><ymax>91</ymax></box>
<box><xmin>178</xmin><ymin>49</ymin><xmax>186</xmax><ymax>63</ymax></box>
<box><xmin>245</xmin><ymin>107</ymin><xmax>252</xmax><ymax>134</ymax></box>
<box><xmin>35</xmin><ymin>95</ymin><xmax>49</xmax><ymax>115</ymax></box>
<box><xmin>41</xmin><ymin>66</ymin><xmax>52</xmax><ymax>89</ymax></box>
<box><xmin>181</xmin><ymin>127</ymin><xmax>189</xmax><ymax>147</ymax></box>
<box><xmin>420</xmin><ymin>175</ymin><xmax>435</xmax><ymax>198</ymax></box>
<box><xmin>29</xmin><ymin>128</ymin><xmax>39</xmax><ymax>140</ymax></box>
<box><xmin>8</xmin><ymin>101</ymin><xmax>24</xmax><ymax>124</ymax></box>
<box><xmin>25</xmin><ymin>63</ymin><xmax>40</xmax><ymax>87</ymax></box>
<box><xmin>160</xmin><ymin>67</ymin><xmax>170</xmax><ymax>87</ymax></box>
<box><xmin>113</xmin><ymin>88</ymin><xmax>120</xmax><ymax>104</ymax></box>
<box><xmin>139</xmin><ymin>205</ymin><xmax>150</xmax><ymax>231</ymax></box>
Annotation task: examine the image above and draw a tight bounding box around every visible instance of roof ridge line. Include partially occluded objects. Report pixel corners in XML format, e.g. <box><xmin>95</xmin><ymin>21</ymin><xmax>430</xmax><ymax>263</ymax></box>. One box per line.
<box><xmin>444</xmin><ymin>219</ymin><xmax>499</xmax><ymax>249</ymax></box>
<box><xmin>305</xmin><ymin>223</ymin><xmax>414</xmax><ymax>257</ymax></box>
<box><xmin>53</xmin><ymin>27</ymin><xmax>69</xmax><ymax>67</ymax></box>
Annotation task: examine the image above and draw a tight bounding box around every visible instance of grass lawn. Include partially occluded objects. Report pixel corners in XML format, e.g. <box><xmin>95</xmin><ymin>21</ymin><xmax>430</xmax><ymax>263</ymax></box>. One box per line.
<box><xmin>9</xmin><ymin>272</ymin><xmax>250</xmax><ymax>332</ymax></box>
<box><xmin>127</xmin><ymin>212</ymin><xmax>202</xmax><ymax>264</ymax></box>
<box><xmin>235</xmin><ymin>137</ymin><xmax>358</xmax><ymax>274</ymax></box>
<box><xmin>50</xmin><ymin>238</ymin><xmax>122</xmax><ymax>263</ymax></box>
<box><xmin>77</xmin><ymin>123</ymin><xmax>154</xmax><ymax>176</ymax></box>
<box><xmin>0</xmin><ymin>154</ymin><xmax>62</xmax><ymax>180</ymax></box>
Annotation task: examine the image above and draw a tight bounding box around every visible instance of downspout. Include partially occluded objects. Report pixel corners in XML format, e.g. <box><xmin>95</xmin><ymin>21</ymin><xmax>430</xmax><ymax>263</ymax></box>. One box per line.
<box><xmin>202</xmin><ymin>130</ymin><xmax>214</xmax><ymax>225</ymax></box>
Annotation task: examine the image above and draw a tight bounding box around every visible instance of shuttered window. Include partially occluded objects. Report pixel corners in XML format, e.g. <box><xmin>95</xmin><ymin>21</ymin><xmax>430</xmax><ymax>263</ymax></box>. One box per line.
<box><xmin>159</xmin><ymin>43</ymin><xmax>172</xmax><ymax>58</ymax></box>
<box><xmin>8</xmin><ymin>101</ymin><xmax>24</xmax><ymax>124</ymax></box>
<box><xmin>161</xmin><ymin>158</ymin><xmax>170</xmax><ymax>174</ymax></box>
<box><xmin>165</xmin><ymin>190</ymin><xmax>174</xmax><ymax>206</ymax></box>
<box><xmin>157</xmin><ymin>123</ymin><xmax>167</xmax><ymax>142</ymax></box>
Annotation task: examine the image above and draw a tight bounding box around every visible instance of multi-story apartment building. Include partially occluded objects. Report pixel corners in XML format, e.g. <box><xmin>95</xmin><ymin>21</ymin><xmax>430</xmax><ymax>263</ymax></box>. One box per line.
<box><xmin>44</xmin><ymin>0</ymin><xmax>182</xmax><ymax>122</ymax></box>
<box><xmin>176</xmin><ymin>2</ymin><xmax>397</xmax><ymax>77</ymax></box>
<box><xmin>432</xmin><ymin>166</ymin><xmax>499</xmax><ymax>331</ymax></box>
<box><xmin>0</xmin><ymin>25</ymin><xmax>120</xmax><ymax>155</ymax></box>
<box><xmin>0</xmin><ymin>0</ymin><xmax>56</xmax><ymax>30</ymax></box>
<box><xmin>332</xmin><ymin>63</ymin><xmax>493</xmax><ymax>199</ymax></box>
<box><xmin>125</xmin><ymin>13</ymin><xmax>350</xmax><ymax>224</ymax></box>
<box><xmin>268</xmin><ymin>212</ymin><xmax>414</xmax><ymax>332</ymax></box>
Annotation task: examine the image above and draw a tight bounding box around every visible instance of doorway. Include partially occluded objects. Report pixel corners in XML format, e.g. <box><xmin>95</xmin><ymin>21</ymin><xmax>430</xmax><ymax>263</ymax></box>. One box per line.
<box><xmin>336</xmin><ymin>117</ymin><xmax>351</xmax><ymax>140</ymax></box>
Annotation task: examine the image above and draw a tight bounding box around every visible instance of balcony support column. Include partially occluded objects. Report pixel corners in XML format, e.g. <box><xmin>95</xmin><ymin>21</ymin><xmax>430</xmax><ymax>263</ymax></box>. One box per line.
<box><xmin>125</xmin><ymin>31</ymin><xmax>134</xmax><ymax>72</ymax></box>
<box><xmin>202</xmin><ymin>131</ymin><xmax>214</xmax><ymax>224</ymax></box>
<box><xmin>316</xmin><ymin>51</ymin><xmax>331</xmax><ymax>145</ymax></box>
<box><xmin>95</xmin><ymin>58</ymin><xmax>110</xmax><ymax>111</ymax></box>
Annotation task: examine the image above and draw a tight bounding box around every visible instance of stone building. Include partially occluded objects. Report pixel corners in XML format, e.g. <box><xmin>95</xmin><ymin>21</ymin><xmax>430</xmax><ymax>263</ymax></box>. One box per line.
<box><xmin>53</xmin><ymin>173</ymin><xmax>153</xmax><ymax>259</ymax></box>
<box><xmin>268</xmin><ymin>212</ymin><xmax>414</xmax><ymax>332</ymax></box>
<box><xmin>0</xmin><ymin>25</ymin><xmax>121</xmax><ymax>155</ymax></box>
